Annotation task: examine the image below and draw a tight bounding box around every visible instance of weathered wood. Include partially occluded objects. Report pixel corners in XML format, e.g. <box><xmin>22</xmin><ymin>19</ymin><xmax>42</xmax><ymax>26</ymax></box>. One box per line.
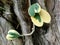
<box><xmin>12</xmin><ymin>0</ymin><xmax>33</xmax><ymax>45</ymax></box>
<box><xmin>0</xmin><ymin>1</ymin><xmax>23</xmax><ymax>45</ymax></box>
<box><xmin>0</xmin><ymin>0</ymin><xmax>60</xmax><ymax>45</ymax></box>
<box><xmin>45</xmin><ymin>0</ymin><xmax>60</xmax><ymax>45</ymax></box>
<box><xmin>32</xmin><ymin>0</ymin><xmax>60</xmax><ymax>45</ymax></box>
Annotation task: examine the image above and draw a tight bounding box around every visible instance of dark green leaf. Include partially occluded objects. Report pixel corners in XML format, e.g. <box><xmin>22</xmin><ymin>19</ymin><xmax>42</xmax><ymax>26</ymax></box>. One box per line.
<box><xmin>28</xmin><ymin>3</ymin><xmax>40</xmax><ymax>16</ymax></box>
<box><xmin>8</xmin><ymin>32</ymin><xmax>20</xmax><ymax>38</ymax></box>
<box><xmin>34</xmin><ymin>13</ymin><xmax>41</xmax><ymax>22</ymax></box>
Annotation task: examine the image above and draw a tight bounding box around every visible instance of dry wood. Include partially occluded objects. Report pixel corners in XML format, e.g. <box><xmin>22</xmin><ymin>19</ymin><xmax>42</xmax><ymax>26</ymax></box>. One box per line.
<box><xmin>0</xmin><ymin>0</ymin><xmax>60</xmax><ymax>45</ymax></box>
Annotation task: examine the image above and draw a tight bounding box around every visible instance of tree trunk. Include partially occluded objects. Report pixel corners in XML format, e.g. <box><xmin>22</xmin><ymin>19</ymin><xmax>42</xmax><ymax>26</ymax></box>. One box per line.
<box><xmin>0</xmin><ymin>0</ymin><xmax>60</xmax><ymax>45</ymax></box>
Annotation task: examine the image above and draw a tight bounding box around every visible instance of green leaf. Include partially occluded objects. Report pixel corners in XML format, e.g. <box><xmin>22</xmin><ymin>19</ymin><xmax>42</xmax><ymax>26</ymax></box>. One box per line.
<box><xmin>8</xmin><ymin>32</ymin><xmax>20</xmax><ymax>38</ymax></box>
<box><xmin>28</xmin><ymin>3</ymin><xmax>41</xmax><ymax>16</ymax></box>
<box><xmin>8</xmin><ymin>30</ymin><xmax>20</xmax><ymax>38</ymax></box>
<box><xmin>34</xmin><ymin>13</ymin><xmax>41</xmax><ymax>22</ymax></box>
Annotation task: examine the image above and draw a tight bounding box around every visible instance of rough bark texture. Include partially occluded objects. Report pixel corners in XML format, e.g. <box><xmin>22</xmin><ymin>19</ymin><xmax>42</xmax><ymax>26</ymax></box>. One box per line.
<box><xmin>0</xmin><ymin>0</ymin><xmax>60</xmax><ymax>45</ymax></box>
<box><xmin>32</xmin><ymin>0</ymin><xmax>60</xmax><ymax>45</ymax></box>
<box><xmin>12</xmin><ymin>0</ymin><xmax>33</xmax><ymax>45</ymax></box>
<box><xmin>0</xmin><ymin>1</ymin><xmax>23</xmax><ymax>45</ymax></box>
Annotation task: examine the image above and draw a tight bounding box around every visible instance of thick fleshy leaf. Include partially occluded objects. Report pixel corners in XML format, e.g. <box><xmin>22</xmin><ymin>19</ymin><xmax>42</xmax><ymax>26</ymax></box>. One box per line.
<box><xmin>28</xmin><ymin>3</ymin><xmax>41</xmax><ymax>16</ymax></box>
<box><xmin>8</xmin><ymin>29</ymin><xmax>20</xmax><ymax>35</ymax></box>
<box><xmin>39</xmin><ymin>9</ymin><xmax>51</xmax><ymax>23</ymax></box>
<box><xmin>8</xmin><ymin>32</ymin><xmax>20</xmax><ymax>38</ymax></box>
<box><xmin>8</xmin><ymin>30</ymin><xmax>20</xmax><ymax>38</ymax></box>
<box><xmin>31</xmin><ymin>16</ymin><xmax>43</xmax><ymax>27</ymax></box>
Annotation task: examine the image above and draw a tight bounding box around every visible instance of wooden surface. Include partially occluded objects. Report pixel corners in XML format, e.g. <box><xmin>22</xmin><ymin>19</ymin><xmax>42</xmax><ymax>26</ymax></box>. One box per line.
<box><xmin>0</xmin><ymin>0</ymin><xmax>60</xmax><ymax>45</ymax></box>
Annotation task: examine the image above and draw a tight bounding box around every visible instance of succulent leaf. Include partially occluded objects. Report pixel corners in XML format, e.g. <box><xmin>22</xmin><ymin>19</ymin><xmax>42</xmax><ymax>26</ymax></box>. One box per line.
<box><xmin>31</xmin><ymin>16</ymin><xmax>43</xmax><ymax>27</ymax></box>
<box><xmin>6</xmin><ymin>29</ymin><xmax>20</xmax><ymax>40</ymax></box>
<box><xmin>28</xmin><ymin>3</ymin><xmax>41</xmax><ymax>16</ymax></box>
<box><xmin>39</xmin><ymin>9</ymin><xmax>51</xmax><ymax>23</ymax></box>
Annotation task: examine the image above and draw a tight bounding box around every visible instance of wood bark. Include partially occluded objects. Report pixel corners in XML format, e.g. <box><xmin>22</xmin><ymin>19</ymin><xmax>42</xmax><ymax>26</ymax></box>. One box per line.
<box><xmin>12</xmin><ymin>0</ymin><xmax>33</xmax><ymax>45</ymax></box>
<box><xmin>0</xmin><ymin>0</ymin><xmax>60</xmax><ymax>45</ymax></box>
<box><xmin>32</xmin><ymin>0</ymin><xmax>60</xmax><ymax>45</ymax></box>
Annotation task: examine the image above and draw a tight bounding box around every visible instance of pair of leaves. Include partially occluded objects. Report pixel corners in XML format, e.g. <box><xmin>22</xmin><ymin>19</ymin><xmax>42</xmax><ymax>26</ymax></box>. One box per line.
<box><xmin>28</xmin><ymin>3</ymin><xmax>42</xmax><ymax>27</ymax></box>
<box><xmin>28</xmin><ymin>3</ymin><xmax>51</xmax><ymax>27</ymax></box>
<box><xmin>8</xmin><ymin>32</ymin><xmax>20</xmax><ymax>38</ymax></box>
<box><xmin>28</xmin><ymin>3</ymin><xmax>42</xmax><ymax>24</ymax></box>
<box><xmin>31</xmin><ymin>9</ymin><xmax>51</xmax><ymax>27</ymax></box>
<box><xmin>6</xmin><ymin>29</ymin><xmax>20</xmax><ymax>40</ymax></box>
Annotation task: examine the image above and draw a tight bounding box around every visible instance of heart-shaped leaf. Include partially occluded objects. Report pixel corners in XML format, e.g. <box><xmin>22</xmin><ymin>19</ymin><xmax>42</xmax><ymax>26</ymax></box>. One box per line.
<box><xmin>6</xmin><ymin>29</ymin><xmax>20</xmax><ymax>40</ymax></box>
<box><xmin>8</xmin><ymin>32</ymin><xmax>20</xmax><ymax>38</ymax></box>
<box><xmin>28</xmin><ymin>3</ymin><xmax>41</xmax><ymax>16</ymax></box>
<box><xmin>8</xmin><ymin>30</ymin><xmax>20</xmax><ymax>38</ymax></box>
<box><xmin>39</xmin><ymin>9</ymin><xmax>51</xmax><ymax>23</ymax></box>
